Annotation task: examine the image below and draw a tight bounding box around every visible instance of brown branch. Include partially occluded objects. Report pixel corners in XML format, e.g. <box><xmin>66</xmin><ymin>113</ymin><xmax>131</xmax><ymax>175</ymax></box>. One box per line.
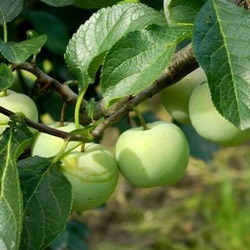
<box><xmin>0</xmin><ymin>106</ymin><xmax>87</xmax><ymax>142</ymax></box>
<box><xmin>12</xmin><ymin>62</ymin><xmax>87</xmax><ymax>107</ymax></box>
<box><xmin>91</xmin><ymin>44</ymin><xmax>198</xmax><ymax>137</ymax></box>
<box><xmin>10</xmin><ymin>43</ymin><xmax>198</xmax><ymax>140</ymax></box>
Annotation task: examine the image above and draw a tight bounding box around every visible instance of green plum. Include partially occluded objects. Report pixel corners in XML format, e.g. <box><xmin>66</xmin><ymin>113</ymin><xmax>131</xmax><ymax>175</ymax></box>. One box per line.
<box><xmin>31</xmin><ymin>122</ymin><xmax>83</xmax><ymax>157</ymax></box>
<box><xmin>59</xmin><ymin>143</ymin><xmax>119</xmax><ymax>211</ymax></box>
<box><xmin>0</xmin><ymin>89</ymin><xmax>38</xmax><ymax>134</ymax></box>
<box><xmin>189</xmin><ymin>82</ymin><xmax>250</xmax><ymax>146</ymax></box>
<box><xmin>31</xmin><ymin>122</ymin><xmax>119</xmax><ymax>211</ymax></box>
<box><xmin>161</xmin><ymin>67</ymin><xmax>207</xmax><ymax>124</ymax></box>
<box><xmin>115</xmin><ymin>121</ymin><xmax>189</xmax><ymax>188</ymax></box>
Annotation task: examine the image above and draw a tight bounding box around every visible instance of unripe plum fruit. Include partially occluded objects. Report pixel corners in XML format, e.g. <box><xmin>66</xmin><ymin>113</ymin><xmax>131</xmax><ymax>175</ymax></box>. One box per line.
<box><xmin>31</xmin><ymin>122</ymin><xmax>119</xmax><ymax>211</ymax></box>
<box><xmin>31</xmin><ymin>122</ymin><xmax>82</xmax><ymax>157</ymax></box>
<box><xmin>0</xmin><ymin>89</ymin><xmax>38</xmax><ymax>133</ymax></box>
<box><xmin>189</xmin><ymin>82</ymin><xmax>250</xmax><ymax>146</ymax></box>
<box><xmin>115</xmin><ymin>121</ymin><xmax>189</xmax><ymax>188</ymax></box>
<box><xmin>161</xmin><ymin>67</ymin><xmax>207</xmax><ymax>124</ymax></box>
<box><xmin>59</xmin><ymin>144</ymin><xmax>119</xmax><ymax>211</ymax></box>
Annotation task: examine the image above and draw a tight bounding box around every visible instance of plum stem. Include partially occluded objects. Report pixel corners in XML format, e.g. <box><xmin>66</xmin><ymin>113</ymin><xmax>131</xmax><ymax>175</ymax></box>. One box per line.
<box><xmin>80</xmin><ymin>144</ymin><xmax>86</xmax><ymax>152</ymax></box>
<box><xmin>53</xmin><ymin>140</ymin><xmax>70</xmax><ymax>163</ymax></box>
<box><xmin>133</xmin><ymin>107</ymin><xmax>148</xmax><ymax>130</ymax></box>
<box><xmin>53</xmin><ymin>140</ymin><xmax>84</xmax><ymax>163</ymax></box>
<box><xmin>2</xmin><ymin>18</ymin><xmax>8</xmax><ymax>43</ymax></box>
<box><xmin>74</xmin><ymin>87</ymin><xmax>87</xmax><ymax>129</ymax></box>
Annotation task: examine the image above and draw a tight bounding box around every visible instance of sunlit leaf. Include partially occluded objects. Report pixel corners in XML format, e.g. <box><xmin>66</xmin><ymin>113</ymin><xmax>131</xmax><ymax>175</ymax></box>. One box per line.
<box><xmin>0</xmin><ymin>35</ymin><xmax>47</xmax><ymax>63</ymax></box>
<box><xmin>65</xmin><ymin>3</ymin><xmax>165</xmax><ymax>91</ymax></box>
<box><xmin>101</xmin><ymin>25</ymin><xmax>192</xmax><ymax>107</ymax></box>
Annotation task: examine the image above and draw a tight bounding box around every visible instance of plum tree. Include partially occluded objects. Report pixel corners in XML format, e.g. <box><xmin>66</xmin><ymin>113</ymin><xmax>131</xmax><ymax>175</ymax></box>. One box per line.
<box><xmin>115</xmin><ymin>121</ymin><xmax>189</xmax><ymax>188</ymax></box>
<box><xmin>0</xmin><ymin>0</ymin><xmax>249</xmax><ymax>248</ymax></box>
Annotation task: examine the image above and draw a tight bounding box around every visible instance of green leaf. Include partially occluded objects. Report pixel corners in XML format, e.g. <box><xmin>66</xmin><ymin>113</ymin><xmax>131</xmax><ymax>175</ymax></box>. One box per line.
<box><xmin>164</xmin><ymin>0</ymin><xmax>206</xmax><ymax>26</ymax></box>
<box><xmin>0</xmin><ymin>63</ymin><xmax>14</xmax><ymax>91</ymax></box>
<box><xmin>49</xmin><ymin>220</ymin><xmax>89</xmax><ymax>250</ymax></box>
<box><xmin>70</xmin><ymin>117</ymin><xmax>105</xmax><ymax>141</ymax></box>
<box><xmin>24</xmin><ymin>11</ymin><xmax>70</xmax><ymax>55</ymax></box>
<box><xmin>18</xmin><ymin>157</ymin><xmax>72</xmax><ymax>250</ymax></box>
<box><xmin>0</xmin><ymin>115</ymin><xmax>33</xmax><ymax>250</ymax></box>
<box><xmin>0</xmin><ymin>35</ymin><xmax>47</xmax><ymax>63</ymax></box>
<box><xmin>0</xmin><ymin>0</ymin><xmax>24</xmax><ymax>26</ymax></box>
<box><xmin>101</xmin><ymin>25</ymin><xmax>192</xmax><ymax>107</ymax></box>
<box><xmin>40</xmin><ymin>0</ymin><xmax>75</xmax><ymax>6</ymax></box>
<box><xmin>64</xmin><ymin>3</ymin><xmax>166</xmax><ymax>91</ymax></box>
<box><xmin>86</xmin><ymin>98</ymin><xmax>96</xmax><ymax>122</ymax></box>
<box><xmin>74</xmin><ymin>0</ymin><xmax>118</xmax><ymax>9</ymax></box>
<box><xmin>193</xmin><ymin>0</ymin><xmax>250</xmax><ymax>130</ymax></box>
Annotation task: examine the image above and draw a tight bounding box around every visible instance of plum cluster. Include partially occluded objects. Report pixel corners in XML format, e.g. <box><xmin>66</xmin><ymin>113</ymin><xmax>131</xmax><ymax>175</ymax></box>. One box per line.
<box><xmin>160</xmin><ymin>68</ymin><xmax>250</xmax><ymax>146</ymax></box>
<box><xmin>1</xmin><ymin>70</ymin><xmax>249</xmax><ymax>212</ymax></box>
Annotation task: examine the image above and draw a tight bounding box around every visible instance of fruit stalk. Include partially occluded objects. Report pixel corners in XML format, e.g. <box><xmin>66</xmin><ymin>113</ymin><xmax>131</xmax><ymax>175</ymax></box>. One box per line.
<box><xmin>132</xmin><ymin>107</ymin><xmax>148</xmax><ymax>130</ymax></box>
<box><xmin>12</xmin><ymin>44</ymin><xmax>198</xmax><ymax>128</ymax></box>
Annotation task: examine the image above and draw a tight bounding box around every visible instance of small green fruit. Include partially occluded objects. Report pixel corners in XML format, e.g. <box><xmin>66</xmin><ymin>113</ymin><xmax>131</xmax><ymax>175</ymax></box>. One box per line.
<box><xmin>59</xmin><ymin>143</ymin><xmax>119</xmax><ymax>211</ymax></box>
<box><xmin>189</xmin><ymin>82</ymin><xmax>250</xmax><ymax>146</ymax></box>
<box><xmin>31</xmin><ymin>122</ymin><xmax>82</xmax><ymax>157</ymax></box>
<box><xmin>161</xmin><ymin>67</ymin><xmax>207</xmax><ymax>124</ymax></box>
<box><xmin>115</xmin><ymin>121</ymin><xmax>189</xmax><ymax>188</ymax></box>
<box><xmin>31</xmin><ymin>122</ymin><xmax>119</xmax><ymax>211</ymax></box>
<box><xmin>0</xmin><ymin>90</ymin><xmax>38</xmax><ymax>133</ymax></box>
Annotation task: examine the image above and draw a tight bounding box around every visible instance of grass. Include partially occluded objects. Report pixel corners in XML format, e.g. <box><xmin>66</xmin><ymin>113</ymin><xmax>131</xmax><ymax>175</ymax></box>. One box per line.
<box><xmin>203</xmin><ymin>172</ymin><xmax>250</xmax><ymax>249</ymax></box>
<box><xmin>81</xmin><ymin>142</ymin><xmax>250</xmax><ymax>250</ymax></box>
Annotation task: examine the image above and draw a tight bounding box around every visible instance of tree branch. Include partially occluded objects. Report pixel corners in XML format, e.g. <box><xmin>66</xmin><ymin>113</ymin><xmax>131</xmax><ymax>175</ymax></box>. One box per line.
<box><xmin>0</xmin><ymin>106</ymin><xmax>87</xmax><ymax>142</ymax></box>
<box><xmin>12</xmin><ymin>62</ymin><xmax>87</xmax><ymax>108</ymax></box>
<box><xmin>91</xmin><ymin>44</ymin><xmax>198</xmax><ymax>137</ymax></box>
<box><xmin>9</xmin><ymin>43</ymin><xmax>198</xmax><ymax>141</ymax></box>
